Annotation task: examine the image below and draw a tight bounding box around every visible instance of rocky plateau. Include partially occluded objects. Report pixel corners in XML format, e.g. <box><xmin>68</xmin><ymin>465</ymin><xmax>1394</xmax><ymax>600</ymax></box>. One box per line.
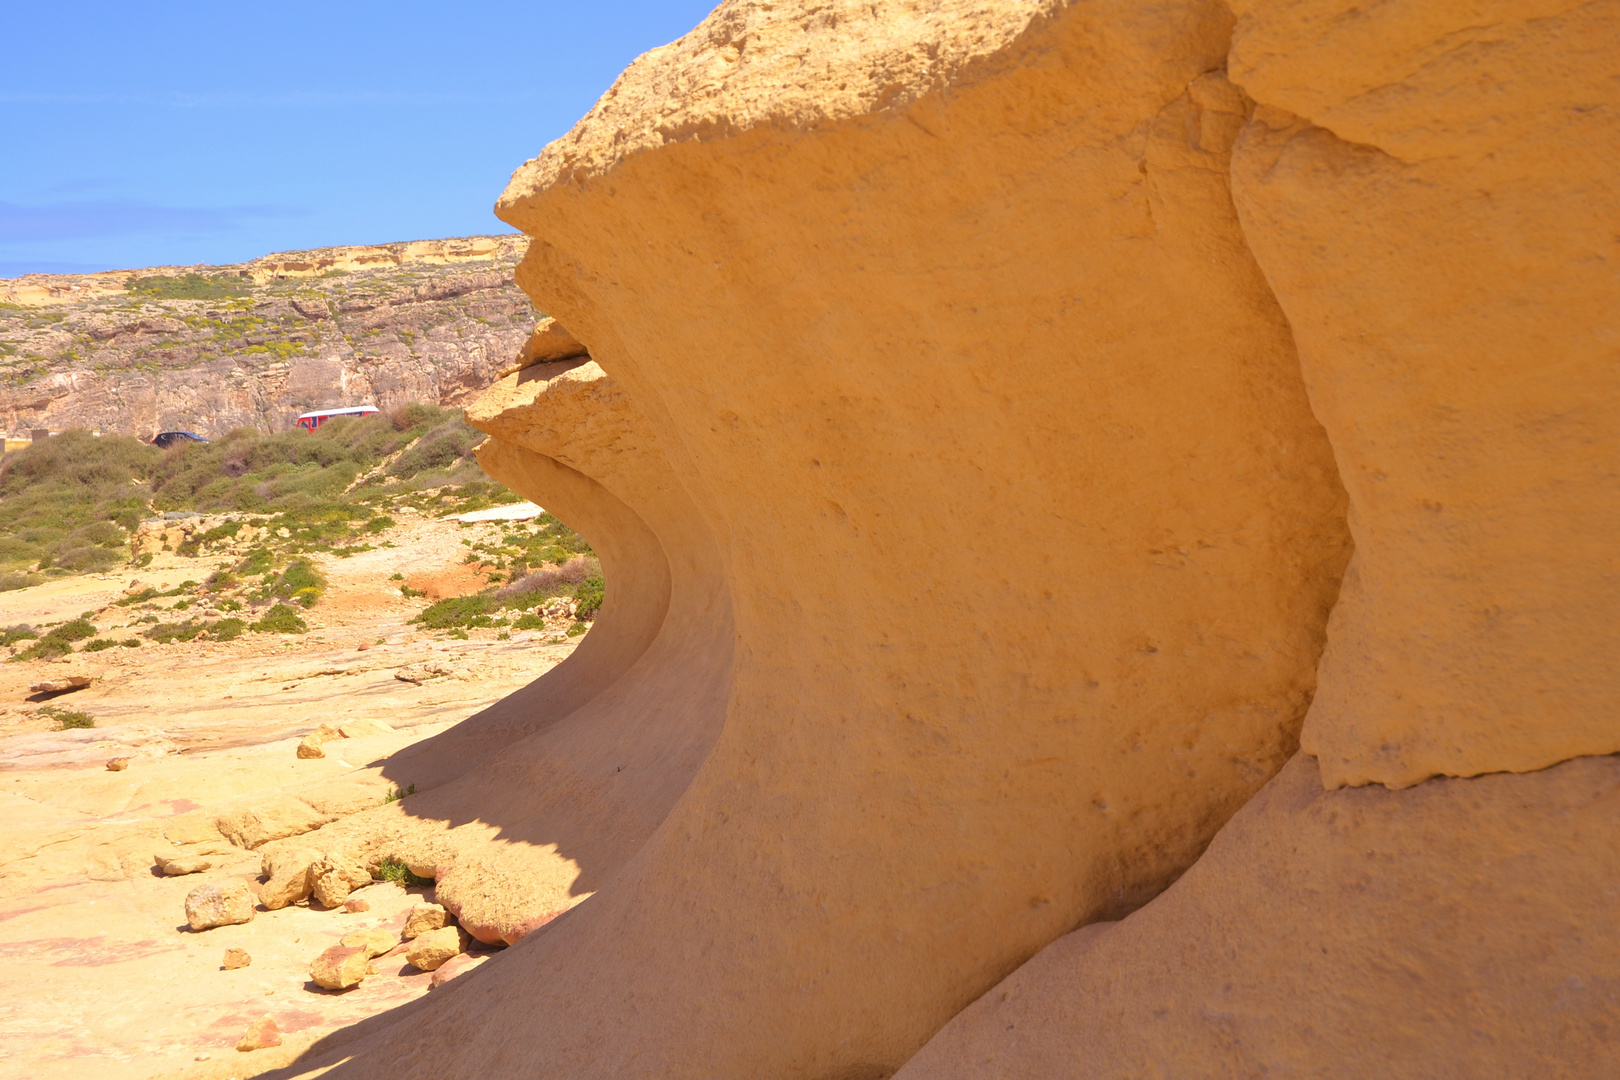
<box><xmin>0</xmin><ymin>235</ymin><xmax>532</xmax><ymax>439</ymax></box>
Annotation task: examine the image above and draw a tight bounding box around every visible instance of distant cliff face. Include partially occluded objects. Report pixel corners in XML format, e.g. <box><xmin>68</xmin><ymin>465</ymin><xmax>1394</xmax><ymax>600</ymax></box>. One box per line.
<box><xmin>0</xmin><ymin>235</ymin><xmax>534</xmax><ymax>439</ymax></box>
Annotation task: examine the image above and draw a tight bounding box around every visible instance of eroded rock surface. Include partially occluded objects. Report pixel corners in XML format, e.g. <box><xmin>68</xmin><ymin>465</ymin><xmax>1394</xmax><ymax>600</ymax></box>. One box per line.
<box><xmin>235</xmin><ymin>1</ymin><xmax>1615</xmax><ymax>1078</ymax></box>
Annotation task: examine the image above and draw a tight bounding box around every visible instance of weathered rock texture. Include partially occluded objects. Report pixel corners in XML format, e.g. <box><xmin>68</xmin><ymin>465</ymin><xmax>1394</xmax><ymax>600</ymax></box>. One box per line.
<box><xmin>0</xmin><ymin>236</ymin><xmax>533</xmax><ymax>439</ymax></box>
<box><xmin>265</xmin><ymin>2</ymin><xmax>1615</xmax><ymax>1078</ymax></box>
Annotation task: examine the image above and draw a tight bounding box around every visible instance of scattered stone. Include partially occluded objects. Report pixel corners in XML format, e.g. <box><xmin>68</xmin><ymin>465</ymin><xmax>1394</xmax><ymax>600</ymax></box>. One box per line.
<box><xmin>403</xmin><ymin>901</ymin><xmax>448</xmax><ymax>939</ymax></box>
<box><xmin>106</xmin><ymin>757</ymin><xmax>130</xmax><ymax>771</ymax></box>
<box><xmin>155</xmin><ymin>852</ymin><xmax>212</xmax><ymax>876</ymax></box>
<box><xmin>337</xmin><ymin>717</ymin><xmax>394</xmax><ymax>738</ymax></box>
<box><xmin>339</xmin><ymin>928</ymin><xmax>399</xmax><ymax>958</ymax></box>
<box><xmin>394</xmin><ymin>660</ymin><xmax>458</xmax><ymax>684</ymax></box>
<box><xmin>405</xmin><ymin>925</ymin><xmax>466</xmax><ymax>971</ymax></box>
<box><xmin>236</xmin><ymin>1014</ymin><xmax>281</xmax><ymax>1051</ymax></box>
<box><xmin>184</xmin><ymin>879</ymin><xmax>256</xmax><ymax>930</ymax></box>
<box><xmin>124</xmin><ymin>579</ymin><xmax>147</xmax><ymax>596</ymax></box>
<box><xmin>223</xmin><ymin>947</ymin><xmax>252</xmax><ymax>970</ymax></box>
<box><xmin>296</xmin><ymin>722</ymin><xmax>344</xmax><ymax>758</ymax></box>
<box><xmin>194</xmin><ymin>1053</ymin><xmax>211</xmax><ymax>1061</ymax></box>
<box><xmin>259</xmin><ymin>848</ymin><xmax>319</xmax><ymax>910</ymax></box>
<box><xmin>429</xmin><ymin>952</ymin><xmax>488</xmax><ymax>989</ymax></box>
<box><xmin>311</xmin><ymin>853</ymin><xmax>372</xmax><ymax>907</ymax></box>
<box><xmin>344</xmin><ymin>896</ymin><xmax>370</xmax><ymax>913</ymax></box>
<box><xmin>29</xmin><ymin>675</ymin><xmax>92</xmax><ymax>694</ymax></box>
<box><xmin>309</xmin><ymin>944</ymin><xmax>369</xmax><ymax>990</ymax></box>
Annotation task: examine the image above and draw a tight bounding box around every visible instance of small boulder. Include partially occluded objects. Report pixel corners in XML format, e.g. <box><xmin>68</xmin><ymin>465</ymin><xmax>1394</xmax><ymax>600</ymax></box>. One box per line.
<box><xmin>310</xmin><ymin>944</ymin><xmax>370</xmax><ymax>990</ymax></box>
<box><xmin>185</xmin><ymin>879</ymin><xmax>256</xmax><ymax>931</ymax></box>
<box><xmin>259</xmin><ymin>848</ymin><xmax>319</xmax><ymax>910</ymax></box>
<box><xmin>29</xmin><ymin>675</ymin><xmax>92</xmax><ymax>694</ymax></box>
<box><xmin>156</xmin><ymin>852</ymin><xmax>212</xmax><ymax>876</ymax></box>
<box><xmin>402</xmin><ymin>902</ymin><xmax>448</xmax><ymax>939</ymax></box>
<box><xmin>296</xmin><ymin>722</ymin><xmax>344</xmax><ymax>758</ymax></box>
<box><xmin>429</xmin><ymin>952</ymin><xmax>488</xmax><ymax>989</ymax></box>
<box><xmin>344</xmin><ymin>896</ymin><xmax>370</xmax><ymax>913</ymax></box>
<box><xmin>236</xmin><ymin>1015</ymin><xmax>281</xmax><ymax>1052</ymax></box>
<box><xmin>312</xmin><ymin>853</ymin><xmax>372</xmax><ymax>907</ymax></box>
<box><xmin>106</xmin><ymin>757</ymin><xmax>130</xmax><ymax>772</ymax></box>
<box><xmin>223</xmin><ymin>947</ymin><xmax>252</xmax><ymax>970</ymax></box>
<box><xmin>405</xmin><ymin>925</ymin><xmax>466</xmax><ymax>972</ymax></box>
<box><xmin>339</xmin><ymin>928</ymin><xmax>399</xmax><ymax>958</ymax></box>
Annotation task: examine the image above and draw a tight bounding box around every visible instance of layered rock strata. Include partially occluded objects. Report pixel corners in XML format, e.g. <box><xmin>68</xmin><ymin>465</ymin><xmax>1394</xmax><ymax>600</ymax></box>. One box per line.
<box><xmin>256</xmin><ymin>1</ymin><xmax>1615</xmax><ymax>1078</ymax></box>
<box><xmin>0</xmin><ymin>236</ymin><xmax>532</xmax><ymax>438</ymax></box>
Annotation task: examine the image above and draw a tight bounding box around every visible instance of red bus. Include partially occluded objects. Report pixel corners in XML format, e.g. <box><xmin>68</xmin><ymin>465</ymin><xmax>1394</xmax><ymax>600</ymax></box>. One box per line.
<box><xmin>295</xmin><ymin>406</ymin><xmax>380</xmax><ymax>431</ymax></box>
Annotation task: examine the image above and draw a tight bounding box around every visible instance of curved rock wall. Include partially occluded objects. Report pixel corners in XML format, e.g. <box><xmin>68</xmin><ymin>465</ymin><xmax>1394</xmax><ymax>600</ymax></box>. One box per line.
<box><xmin>264</xmin><ymin>1</ymin><xmax>1616</xmax><ymax>1078</ymax></box>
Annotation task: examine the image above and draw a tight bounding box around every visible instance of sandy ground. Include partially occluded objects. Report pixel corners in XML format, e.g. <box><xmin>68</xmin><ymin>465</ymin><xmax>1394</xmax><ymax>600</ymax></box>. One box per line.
<box><xmin>0</xmin><ymin>515</ymin><xmax>580</xmax><ymax>1080</ymax></box>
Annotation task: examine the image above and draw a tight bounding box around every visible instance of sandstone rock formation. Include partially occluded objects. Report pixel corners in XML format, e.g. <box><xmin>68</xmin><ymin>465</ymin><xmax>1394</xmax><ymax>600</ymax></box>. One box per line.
<box><xmin>254</xmin><ymin>1</ymin><xmax>1615</xmax><ymax>1077</ymax></box>
<box><xmin>235</xmin><ymin>1015</ymin><xmax>282</xmax><ymax>1052</ymax></box>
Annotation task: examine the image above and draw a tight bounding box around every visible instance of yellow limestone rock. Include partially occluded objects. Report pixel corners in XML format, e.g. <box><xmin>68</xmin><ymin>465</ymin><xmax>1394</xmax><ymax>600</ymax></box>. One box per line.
<box><xmin>223</xmin><ymin>947</ymin><xmax>252</xmax><ymax>970</ymax></box>
<box><xmin>263</xmin><ymin>2</ymin><xmax>1616</xmax><ymax>1078</ymax></box>
<box><xmin>236</xmin><ymin>1015</ymin><xmax>282</xmax><ymax>1052</ymax></box>
<box><xmin>340</xmin><ymin>929</ymin><xmax>400</xmax><ymax>959</ymax></box>
<box><xmin>405</xmin><ymin>926</ymin><xmax>466</xmax><ymax>973</ymax></box>
<box><xmin>402</xmin><ymin>902</ymin><xmax>448</xmax><ymax>940</ymax></box>
<box><xmin>310</xmin><ymin>945</ymin><xmax>370</xmax><ymax>991</ymax></box>
<box><xmin>184</xmin><ymin>880</ymin><xmax>256</xmax><ymax>931</ymax></box>
<box><xmin>259</xmin><ymin>847</ymin><xmax>320</xmax><ymax>910</ymax></box>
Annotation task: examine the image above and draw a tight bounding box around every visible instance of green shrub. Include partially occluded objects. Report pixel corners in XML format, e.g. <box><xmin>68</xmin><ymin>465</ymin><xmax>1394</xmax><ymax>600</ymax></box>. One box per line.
<box><xmin>573</xmin><ymin>576</ymin><xmax>605</xmax><ymax>619</ymax></box>
<box><xmin>234</xmin><ymin>548</ymin><xmax>273</xmax><ymax>576</ymax></box>
<box><xmin>41</xmin><ymin>706</ymin><xmax>94</xmax><ymax>730</ymax></box>
<box><xmin>126</xmin><ymin>273</ymin><xmax>247</xmax><ymax>300</ymax></box>
<box><xmin>251</xmin><ymin>603</ymin><xmax>308</xmax><ymax>634</ymax></box>
<box><xmin>565</xmin><ymin>621</ymin><xmax>589</xmax><ymax>638</ymax></box>
<box><xmin>211</xmin><ymin>617</ymin><xmax>247</xmax><ymax>641</ymax></box>
<box><xmin>83</xmin><ymin>639</ymin><xmax>119</xmax><ymax>652</ymax></box>
<box><xmin>374</xmin><ymin>857</ymin><xmax>433</xmax><ymax>887</ymax></box>
<box><xmin>0</xmin><ymin>571</ymin><xmax>43</xmax><ymax>591</ymax></box>
<box><xmin>1</xmin><ymin>625</ymin><xmax>37</xmax><ymax>647</ymax></box>
<box><xmin>511</xmin><ymin>612</ymin><xmax>546</xmax><ymax>631</ymax></box>
<box><xmin>412</xmin><ymin>591</ymin><xmax>499</xmax><ymax>629</ymax></box>
<box><xmin>383</xmin><ymin>783</ymin><xmax>417</xmax><ymax>804</ymax></box>
<box><xmin>364</xmin><ymin>516</ymin><xmax>395</xmax><ymax>534</ymax></box>
<box><xmin>15</xmin><ymin>618</ymin><xmax>97</xmax><ymax>659</ymax></box>
<box><xmin>269</xmin><ymin>558</ymin><xmax>326</xmax><ymax>607</ymax></box>
<box><xmin>144</xmin><ymin>620</ymin><xmax>203</xmax><ymax>644</ymax></box>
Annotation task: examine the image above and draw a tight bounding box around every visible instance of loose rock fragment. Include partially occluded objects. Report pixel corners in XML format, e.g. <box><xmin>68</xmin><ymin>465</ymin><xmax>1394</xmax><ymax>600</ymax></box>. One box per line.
<box><xmin>156</xmin><ymin>853</ymin><xmax>212</xmax><ymax>876</ymax></box>
<box><xmin>296</xmin><ymin>722</ymin><xmax>343</xmax><ymax>758</ymax></box>
<box><xmin>429</xmin><ymin>952</ymin><xmax>488</xmax><ymax>989</ymax></box>
<box><xmin>405</xmin><ymin>925</ymin><xmax>466</xmax><ymax>971</ymax></box>
<box><xmin>29</xmin><ymin>675</ymin><xmax>92</xmax><ymax>694</ymax></box>
<box><xmin>184</xmin><ymin>879</ymin><xmax>256</xmax><ymax>930</ymax></box>
<box><xmin>344</xmin><ymin>896</ymin><xmax>370</xmax><ymax>913</ymax></box>
<box><xmin>106</xmin><ymin>757</ymin><xmax>130</xmax><ymax>771</ymax></box>
<box><xmin>259</xmin><ymin>847</ymin><xmax>319</xmax><ymax>910</ymax></box>
<box><xmin>311</xmin><ymin>853</ymin><xmax>372</xmax><ymax>907</ymax></box>
<box><xmin>236</xmin><ymin>1015</ymin><xmax>281</xmax><ymax>1051</ymax></box>
<box><xmin>402</xmin><ymin>902</ymin><xmax>448</xmax><ymax>939</ymax></box>
<box><xmin>310</xmin><ymin>944</ymin><xmax>370</xmax><ymax>990</ymax></box>
<box><xmin>223</xmin><ymin>947</ymin><xmax>252</xmax><ymax>970</ymax></box>
<box><xmin>339</xmin><ymin>928</ymin><xmax>399</xmax><ymax>958</ymax></box>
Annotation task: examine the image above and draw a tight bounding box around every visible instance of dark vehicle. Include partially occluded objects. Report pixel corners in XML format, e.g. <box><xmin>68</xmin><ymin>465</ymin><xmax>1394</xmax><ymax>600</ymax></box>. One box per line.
<box><xmin>152</xmin><ymin>431</ymin><xmax>209</xmax><ymax>449</ymax></box>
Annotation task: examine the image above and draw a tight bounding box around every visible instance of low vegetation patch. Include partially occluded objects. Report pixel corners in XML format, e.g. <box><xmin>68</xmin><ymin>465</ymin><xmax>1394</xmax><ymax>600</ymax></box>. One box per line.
<box><xmin>13</xmin><ymin>617</ymin><xmax>97</xmax><ymax>661</ymax></box>
<box><xmin>251</xmin><ymin>603</ymin><xmax>308</xmax><ymax>634</ymax></box>
<box><xmin>374</xmin><ymin>857</ymin><xmax>433</xmax><ymax>888</ymax></box>
<box><xmin>41</xmin><ymin>705</ymin><xmax>94</xmax><ymax>730</ymax></box>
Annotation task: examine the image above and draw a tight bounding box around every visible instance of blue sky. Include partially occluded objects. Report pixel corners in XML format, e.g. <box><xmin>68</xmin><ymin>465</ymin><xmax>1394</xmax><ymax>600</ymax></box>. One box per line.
<box><xmin>0</xmin><ymin>1</ymin><xmax>716</xmax><ymax>276</ymax></box>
